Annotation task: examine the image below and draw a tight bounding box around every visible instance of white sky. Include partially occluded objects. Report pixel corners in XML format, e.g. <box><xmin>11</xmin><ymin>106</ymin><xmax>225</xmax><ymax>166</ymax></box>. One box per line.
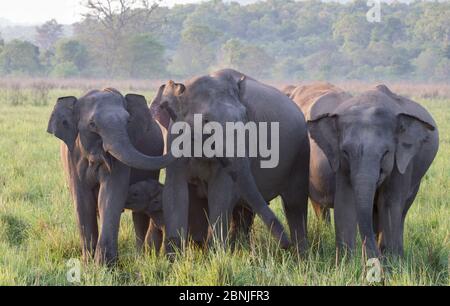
<box><xmin>0</xmin><ymin>0</ymin><xmax>205</xmax><ymax>25</ymax></box>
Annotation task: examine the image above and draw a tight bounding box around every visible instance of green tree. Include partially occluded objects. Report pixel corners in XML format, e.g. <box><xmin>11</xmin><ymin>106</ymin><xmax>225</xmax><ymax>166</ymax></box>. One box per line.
<box><xmin>51</xmin><ymin>62</ymin><xmax>80</xmax><ymax>78</ymax></box>
<box><xmin>169</xmin><ymin>24</ymin><xmax>219</xmax><ymax>77</ymax></box>
<box><xmin>333</xmin><ymin>14</ymin><xmax>372</xmax><ymax>51</ymax></box>
<box><xmin>78</xmin><ymin>0</ymin><xmax>162</xmax><ymax>76</ymax></box>
<box><xmin>413</xmin><ymin>49</ymin><xmax>439</xmax><ymax>79</ymax></box>
<box><xmin>0</xmin><ymin>40</ymin><xmax>41</xmax><ymax>75</ymax></box>
<box><xmin>54</xmin><ymin>39</ymin><xmax>89</xmax><ymax>72</ymax></box>
<box><xmin>121</xmin><ymin>34</ymin><xmax>166</xmax><ymax>78</ymax></box>
<box><xmin>35</xmin><ymin>19</ymin><xmax>64</xmax><ymax>50</ymax></box>
<box><xmin>221</xmin><ymin>39</ymin><xmax>273</xmax><ymax>77</ymax></box>
<box><xmin>412</xmin><ymin>5</ymin><xmax>450</xmax><ymax>49</ymax></box>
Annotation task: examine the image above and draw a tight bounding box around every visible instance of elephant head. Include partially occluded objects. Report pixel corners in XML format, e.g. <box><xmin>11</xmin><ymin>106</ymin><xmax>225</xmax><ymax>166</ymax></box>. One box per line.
<box><xmin>150</xmin><ymin>73</ymin><xmax>257</xmax><ymax>170</ymax></box>
<box><xmin>308</xmin><ymin>85</ymin><xmax>436</xmax><ymax>258</ymax></box>
<box><xmin>47</xmin><ymin>89</ymin><xmax>174</xmax><ymax>171</ymax></box>
<box><xmin>150</xmin><ymin>75</ymin><xmax>247</xmax><ymax>131</ymax></box>
<box><xmin>126</xmin><ymin>180</ymin><xmax>163</xmax><ymax>213</ymax></box>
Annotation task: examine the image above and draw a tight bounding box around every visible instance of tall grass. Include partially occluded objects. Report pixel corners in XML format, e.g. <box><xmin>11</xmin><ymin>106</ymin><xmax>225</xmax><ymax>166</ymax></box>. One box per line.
<box><xmin>0</xmin><ymin>81</ymin><xmax>448</xmax><ymax>285</ymax></box>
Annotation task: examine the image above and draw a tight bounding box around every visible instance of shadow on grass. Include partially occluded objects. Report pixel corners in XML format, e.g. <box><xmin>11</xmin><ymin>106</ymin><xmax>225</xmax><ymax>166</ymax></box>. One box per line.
<box><xmin>1</xmin><ymin>214</ymin><xmax>29</xmax><ymax>246</ymax></box>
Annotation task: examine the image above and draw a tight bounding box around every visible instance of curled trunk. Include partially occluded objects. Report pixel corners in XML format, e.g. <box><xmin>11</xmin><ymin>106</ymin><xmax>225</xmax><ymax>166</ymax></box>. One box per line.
<box><xmin>102</xmin><ymin>129</ymin><xmax>175</xmax><ymax>171</ymax></box>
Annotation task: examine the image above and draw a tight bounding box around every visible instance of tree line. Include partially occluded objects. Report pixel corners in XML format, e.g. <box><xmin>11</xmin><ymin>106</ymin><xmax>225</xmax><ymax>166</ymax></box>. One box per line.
<box><xmin>0</xmin><ymin>0</ymin><xmax>449</xmax><ymax>81</ymax></box>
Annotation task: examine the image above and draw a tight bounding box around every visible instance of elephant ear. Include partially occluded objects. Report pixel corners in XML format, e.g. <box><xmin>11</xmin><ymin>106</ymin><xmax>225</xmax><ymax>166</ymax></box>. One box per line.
<box><xmin>307</xmin><ymin>91</ymin><xmax>351</xmax><ymax>172</ymax></box>
<box><xmin>125</xmin><ymin>94</ymin><xmax>151</xmax><ymax>131</ymax></box>
<box><xmin>149</xmin><ymin>81</ymin><xmax>185</xmax><ymax>129</ymax></box>
<box><xmin>308</xmin><ymin>115</ymin><xmax>340</xmax><ymax>172</ymax></box>
<box><xmin>47</xmin><ymin>96</ymin><xmax>78</xmax><ymax>152</ymax></box>
<box><xmin>375</xmin><ymin>85</ymin><xmax>437</xmax><ymax>174</ymax></box>
<box><xmin>149</xmin><ymin>84</ymin><xmax>170</xmax><ymax>129</ymax></box>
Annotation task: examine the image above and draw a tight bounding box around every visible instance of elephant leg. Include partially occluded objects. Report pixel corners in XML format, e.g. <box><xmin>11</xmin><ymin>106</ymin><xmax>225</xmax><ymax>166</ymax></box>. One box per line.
<box><xmin>280</xmin><ymin>159</ymin><xmax>309</xmax><ymax>254</ymax></box>
<box><xmin>334</xmin><ymin>171</ymin><xmax>357</xmax><ymax>259</ymax></box>
<box><xmin>311</xmin><ymin>200</ymin><xmax>331</xmax><ymax>224</ymax></box>
<box><xmin>145</xmin><ymin>219</ymin><xmax>163</xmax><ymax>255</ymax></box>
<box><xmin>207</xmin><ymin>169</ymin><xmax>237</xmax><ymax>249</ymax></box>
<box><xmin>230</xmin><ymin>202</ymin><xmax>255</xmax><ymax>247</ymax></box>
<box><xmin>163</xmin><ymin>162</ymin><xmax>189</xmax><ymax>256</ymax></box>
<box><xmin>378</xmin><ymin>182</ymin><xmax>419</xmax><ymax>257</ymax></box>
<box><xmin>377</xmin><ymin>195</ymin><xmax>404</xmax><ymax>257</ymax></box>
<box><xmin>132</xmin><ymin>212</ymin><xmax>150</xmax><ymax>252</ymax></box>
<box><xmin>403</xmin><ymin>183</ymin><xmax>420</xmax><ymax>218</ymax></box>
<box><xmin>73</xmin><ymin>187</ymin><xmax>98</xmax><ymax>260</ymax></box>
<box><xmin>187</xmin><ymin>184</ymin><xmax>209</xmax><ymax>248</ymax></box>
<box><xmin>96</xmin><ymin>164</ymin><xmax>130</xmax><ymax>266</ymax></box>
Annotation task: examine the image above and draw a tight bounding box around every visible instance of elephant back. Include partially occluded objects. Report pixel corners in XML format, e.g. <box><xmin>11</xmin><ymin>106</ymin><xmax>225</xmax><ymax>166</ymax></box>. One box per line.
<box><xmin>291</xmin><ymin>83</ymin><xmax>351</xmax><ymax>121</ymax></box>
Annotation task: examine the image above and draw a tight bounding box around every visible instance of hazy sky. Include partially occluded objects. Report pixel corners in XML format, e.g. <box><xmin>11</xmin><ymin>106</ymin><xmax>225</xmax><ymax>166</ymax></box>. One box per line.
<box><xmin>0</xmin><ymin>0</ymin><xmax>213</xmax><ymax>25</ymax></box>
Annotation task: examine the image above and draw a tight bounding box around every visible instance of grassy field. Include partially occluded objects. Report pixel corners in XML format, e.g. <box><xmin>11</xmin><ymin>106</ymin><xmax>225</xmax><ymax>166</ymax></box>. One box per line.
<box><xmin>0</xmin><ymin>82</ymin><xmax>448</xmax><ymax>286</ymax></box>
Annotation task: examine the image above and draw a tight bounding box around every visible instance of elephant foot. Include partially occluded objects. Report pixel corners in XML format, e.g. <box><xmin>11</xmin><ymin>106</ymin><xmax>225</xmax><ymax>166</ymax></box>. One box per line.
<box><xmin>335</xmin><ymin>244</ymin><xmax>355</xmax><ymax>264</ymax></box>
<box><xmin>269</xmin><ymin>220</ymin><xmax>290</xmax><ymax>250</ymax></box>
<box><xmin>292</xmin><ymin>240</ymin><xmax>308</xmax><ymax>257</ymax></box>
<box><xmin>94</xmin><ymin>245</ymin><xmax>118</xmax><ymax>267</ymax></box>
<box><xmin>164</xmin><ymin>237</ymin><xmax>184</xmax><ymax>261</ymax></box>
<box><xmin>363</xmin><ymin>243</ymin><xmax>382</xmax><ymax>261</ymax></box>
<box><xmin>278</xmin><ymin>233</ymin><xmax>291</xmax><ymax>250</ymax></box>
<box><xmin>380</xmin><ymin>244</ymin><xmax>404</xmax><ymax>259</ymax></box>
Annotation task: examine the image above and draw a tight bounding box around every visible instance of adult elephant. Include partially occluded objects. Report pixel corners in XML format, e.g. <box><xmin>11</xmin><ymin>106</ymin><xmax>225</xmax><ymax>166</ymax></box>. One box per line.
<box><xmin>307</xmin><ymin>84</ymin><xmax>439</xmax><ymax>259</ymax></box>
<box><xmin>150</xmin><ymin>69</ymin><xmax>310</xmax><ymax>255</ymax></box>
<box><xmin>289</xmin><ymin>83</ymin><xmax>352</xmax><ymax>222</ymax></box>
<box><xmin>47</xmin><ymin>89</ymin><xmax>174</xmax><ymax>265</ymax></box>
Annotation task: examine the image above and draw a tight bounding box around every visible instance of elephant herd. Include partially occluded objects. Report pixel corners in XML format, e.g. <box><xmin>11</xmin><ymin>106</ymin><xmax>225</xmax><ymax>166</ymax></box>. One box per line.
<box><xmin>47</xmin><ymin>69</ymin><xmax>439</xmax><ymax>265</ymax></box>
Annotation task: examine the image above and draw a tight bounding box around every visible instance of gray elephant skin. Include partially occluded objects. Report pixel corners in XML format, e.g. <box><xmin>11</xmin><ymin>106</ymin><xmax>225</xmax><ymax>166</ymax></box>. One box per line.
<box><xmin>295</xmin><ymin>83</ymin><xmax>439</xmax><ymax>259</ymax></box>
<box><xmin>47</xmin><ymin>88</ymin><xmax>174</xmax><ymax>265</ymax></box>
<box><xmin>290</xmin><ymin>83</ymin><xmax>352</xmax><ymax>222</ymax></box>
<box><xmin>125</xmin><ymin>179</ymin><xmax>209</xmax><ymax>253</ymax></box>
<box><xmin>150</xmin><ymin>69</ymin><xmax>310</xmax><ymax>255</ymax></box>
<box><xmin>125</xmin><ymin>180</ymin><xmax>165</xmax><ymax>253</ymax></box>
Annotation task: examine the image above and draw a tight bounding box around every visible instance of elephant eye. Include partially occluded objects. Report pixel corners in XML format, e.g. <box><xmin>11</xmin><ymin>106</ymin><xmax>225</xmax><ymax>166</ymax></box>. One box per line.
<box><xmin>89</xmin><ymin>121</ymin><xmax>96</xmax><ymax>129</ymax></box>
<box><xmin>62</xmin><ymin>119</ymin><xmax>69</xmax><ymax>127</ymax></box>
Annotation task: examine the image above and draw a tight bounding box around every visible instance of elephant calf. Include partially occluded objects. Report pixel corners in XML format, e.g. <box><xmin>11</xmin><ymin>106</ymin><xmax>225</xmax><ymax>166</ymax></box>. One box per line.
<box><xmin>297</xmin><ymin>84</ymin><xmax>438</xmax><ymax>259</ymax></box>
<box><xmin>125</xmin><ymin>180</ymin><xmax>165</xmax><ymax>253</ymax></box>
<box><xmin>125</xmin><ymin>179</ymin><xmax>211</xmax><ymax>253</ymax></box>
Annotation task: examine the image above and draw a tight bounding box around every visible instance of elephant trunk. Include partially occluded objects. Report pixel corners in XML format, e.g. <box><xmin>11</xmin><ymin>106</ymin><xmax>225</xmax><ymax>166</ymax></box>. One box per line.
<box><xmin>351</xmin><ymin>167</ymin><xmax>381</xmax><ymax>259</ymax></box>
<box><xmin>234</xmin><ymin>158</ymin><xmax>291</xmax><ymax>249</ymax></box>
<box><xmin>102</xmin><ymin>128</ymin><xmax>174</xmax><ymax>171</ymax></box>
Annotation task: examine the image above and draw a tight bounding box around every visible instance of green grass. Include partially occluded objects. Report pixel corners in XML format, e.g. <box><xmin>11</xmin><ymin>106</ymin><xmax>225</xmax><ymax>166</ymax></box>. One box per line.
<box><xmin>0</xmin><ymin>91</ymin><xmax>448</xmax><ymax>286</ymax></box>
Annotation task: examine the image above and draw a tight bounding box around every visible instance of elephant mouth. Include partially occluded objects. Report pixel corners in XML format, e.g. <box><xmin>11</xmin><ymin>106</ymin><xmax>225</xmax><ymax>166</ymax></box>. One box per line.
<box><xmin>87</xmin><ymin>152</ymin><xmax>114</xmax><ymax>173</ymax></box>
